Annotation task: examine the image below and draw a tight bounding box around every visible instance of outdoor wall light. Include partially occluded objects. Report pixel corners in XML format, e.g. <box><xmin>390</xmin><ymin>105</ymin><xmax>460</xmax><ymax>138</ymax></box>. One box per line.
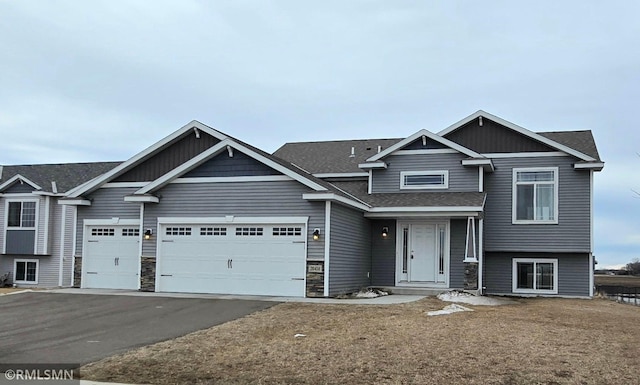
<box><xmin>312</xmin><ymin>228</ymin><xmax>320</xmax><ymax>241</ymax></box>
<box><xmin>381</xmin><ymin>226</ymin><xmax>389</xmax><ymax>238</ymax></box>
<box><xmin>144</xmin><ymin>228</ymin><xmax>153</xmax><ymax>240</ymax></box>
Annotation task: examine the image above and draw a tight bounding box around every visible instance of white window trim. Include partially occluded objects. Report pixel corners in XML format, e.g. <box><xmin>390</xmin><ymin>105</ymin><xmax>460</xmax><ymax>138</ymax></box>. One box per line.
<box><xmin>512</xmin><ymin>167</ymin><xmax>559</xmax><ymax>224</ymax></box>
<box><xmin>4</xmin><ymin>198</ymin><xmax>40</xmax><ymax>254</ymax></box>
<box><xmin>14</xmin><ymin>258</ymin><xmax>39</xmax><ymax>284</ymax></box>
<box><xmin>400</xmin><ymin>170</ymin><xmax>449</xmax><ymax>190</ymax></box>
<box><xmin>512</xmin><ymin>258</ymin><xmax>558</xmax><ymax>295</ymax></box>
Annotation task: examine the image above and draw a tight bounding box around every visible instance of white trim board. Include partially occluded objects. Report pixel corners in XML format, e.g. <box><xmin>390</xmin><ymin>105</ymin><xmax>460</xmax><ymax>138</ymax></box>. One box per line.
<box><xmin>302</xmin><ymin>193</ymin><xmax>370</xmax><ymax>211</ymax></box>
<box><xmin>312</xmin><ymin>172</ymin><xmax>369</xmax><ymax>178</ymax></box>
<box><xmin>83</xmin><ymin>218</ymin><xmax>141</xmax><ymax>226</ymax></box>
<box><xmin>0</xmin><ymin>174</ymin><xmax>42</xmax><ymax>191</ymax></box>
<box><xmin>172</xmin><ymin>175</ymin><xmax>293</xmax><ymax>184</ymax></box>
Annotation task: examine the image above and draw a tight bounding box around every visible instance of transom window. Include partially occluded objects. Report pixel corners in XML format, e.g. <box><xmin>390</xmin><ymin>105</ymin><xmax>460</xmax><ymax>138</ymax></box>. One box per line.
<box><xmin>14</xmin><ymin>259</ymin><xmax>38</xmax><ymax>284</ymax></box>
<box><xmin>400</xmin><ymin>171</ymin><xmax>449</xmax><ymax>190</ymax></box>
<box><xmin>512</xmin><ymin>258</ymin><xmax>558</xmax><ymax>294</ymax></box>
<box><xmin>513</xmin><ymin>168</ymin><xmax>558</xmax><ymax>224</ymax></box>
<box><xmin>7</xmin><ymin>201</ymin><xmax>36</xmax><ymax>228</ymax></box>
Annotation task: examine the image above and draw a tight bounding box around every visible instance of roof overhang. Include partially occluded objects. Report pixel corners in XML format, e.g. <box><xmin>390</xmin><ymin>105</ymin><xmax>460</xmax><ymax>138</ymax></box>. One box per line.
<box><xmin>302</xmin><ymin>193</ymin><xmax>371</xmax><ymax>211</ymax></box>
<box><xmin>365</xmin><ymin>208</ymin><xmax>482</xmax><ymax>218</ymax></box>
<box><xmin>358</xmin><ymin>162</ymin><xmax>387</xmax><ymax>169</ymax></box>
<box><xmin>58</xmin><ymin>199</ymin><xmax>92</xmax><ymax>206</ymax></box>
<box><xmin>574</xmin><ymin>162</ymin><xmax>604</xmax><ymax>171</ymax></box>
<box><xmin>461</xmin><ymin>158</ymin><xmax>495</xmax><ymax>172</ymax></box>
<box><xmin>124</xmin><ymin>194</ymin><xmax>160</xmax><ymax>203</ymax></box>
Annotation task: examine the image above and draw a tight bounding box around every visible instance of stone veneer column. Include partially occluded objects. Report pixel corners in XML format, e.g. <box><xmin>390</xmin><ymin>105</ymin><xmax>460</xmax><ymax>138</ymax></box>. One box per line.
<box><xmin>73</xmin><ymin>257</ymin><xmax>82</xmax><ymax>287</ymax></box>
<box><xmin>140</xmin><ymin>257</ymin><xmax>156</xmax><ymax>292</ymax></box>
<box><xmin>464</xmin><ymin>262</ymin><xmax>478</xmax><ymax>290</ymax></box>
<box><xmin>306</xmin><ymin>261</ymin><xmax>324</xmax><ymax>297</ymax></box>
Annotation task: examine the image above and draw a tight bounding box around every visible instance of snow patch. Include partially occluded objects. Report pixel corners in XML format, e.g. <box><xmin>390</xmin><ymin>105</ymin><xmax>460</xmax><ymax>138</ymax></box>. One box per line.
<box><xmin>294</xmin><ymin>334</ymin><xmax>306</xmax><ymax>338</ymax></box>
<box><xmin>427</xmin><ymin>303</ymin><xmax>473</xmax><ymax>316</ymax></box>
<box><xmin>437</xmin><ymin>291</ymin><xmax>514</xmax><ymax>306</ymax></box>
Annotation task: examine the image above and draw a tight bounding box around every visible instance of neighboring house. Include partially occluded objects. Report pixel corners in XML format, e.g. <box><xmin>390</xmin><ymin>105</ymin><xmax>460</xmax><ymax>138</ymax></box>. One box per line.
<box><xmin>0</xmin><ymin>162</ymin><xmax>120</xmax><ymax>287</ymax></box>
<box><xmin>10</xmin><ymin>110</ymin><xmax>604</xmax><ymax>298</ymax></box>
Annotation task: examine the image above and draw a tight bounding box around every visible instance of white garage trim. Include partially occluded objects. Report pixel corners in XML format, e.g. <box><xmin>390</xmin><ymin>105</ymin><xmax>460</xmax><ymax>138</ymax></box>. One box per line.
<box><xmin>157</xmin><ymin>216</ymin><xmax>309</xmax><ymax>225</ymax></box>
<box><xmin>84</xmin><ymin>218</ymin><xmax>140</xmax><ymax>226</ymax></box>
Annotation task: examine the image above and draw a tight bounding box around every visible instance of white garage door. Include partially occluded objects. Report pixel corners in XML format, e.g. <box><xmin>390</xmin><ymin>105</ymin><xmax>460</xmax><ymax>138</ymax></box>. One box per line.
<box><xmin>157</xmin><ymin>223</ymin><xmax>306</xmax><ymax>297</ymax></box>
<box><xmin>83</xmin><ymin>225</ymin><xmax>140</xmax><ymax>290</ymax></box>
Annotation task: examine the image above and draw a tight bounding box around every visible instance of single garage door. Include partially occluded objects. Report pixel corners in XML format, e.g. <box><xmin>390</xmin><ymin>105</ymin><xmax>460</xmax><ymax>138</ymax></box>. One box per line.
<box><xmin>157</xmin><ymin>223</ymin><xmax>306</xmax><ymax>296</ymax></box>
<box><xmin>83</xmin><ymin>225</ymin><xmax>140</xmax><ymax>290</ymax></box>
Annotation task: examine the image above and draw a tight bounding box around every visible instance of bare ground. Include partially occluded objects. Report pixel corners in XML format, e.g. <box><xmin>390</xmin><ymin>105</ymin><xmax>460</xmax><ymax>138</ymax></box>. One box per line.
<box><xmin>81</xmin><ymin>297</ymin><xmax>640</xmax><ymax>385</ymax></box>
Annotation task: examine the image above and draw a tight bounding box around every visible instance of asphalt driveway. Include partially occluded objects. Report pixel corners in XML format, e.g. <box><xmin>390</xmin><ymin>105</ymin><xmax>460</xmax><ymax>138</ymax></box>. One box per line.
<box><xmin>0</xmin><ymin>292</ymin><xmax>275</xmax><ymax>366</ymax></box>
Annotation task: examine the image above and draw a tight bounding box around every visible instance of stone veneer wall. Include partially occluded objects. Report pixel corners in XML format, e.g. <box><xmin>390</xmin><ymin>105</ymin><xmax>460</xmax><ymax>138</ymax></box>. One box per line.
<box><xmin>140</xmin><ymin>257</ymin><xmax>156</xmax><ymax>292</ymax></box>
<box><xmin>73</xmin><ymin>256</ymin><xmax>82</xmax><ymax>287</ymax></box>
<box><xmin>306</xmin><ymin>261</ymin><xmax>324</xmax><ymax>297</ymax></box>
<box><xmin>464</xmin><ymin>262</ymin><xmax>478</xmax><ymax>290</ymax></box>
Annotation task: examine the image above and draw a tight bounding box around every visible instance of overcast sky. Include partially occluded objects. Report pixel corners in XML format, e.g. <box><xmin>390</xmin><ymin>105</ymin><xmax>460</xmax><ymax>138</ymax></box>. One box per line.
<box><xmin>1</xmin><ymin>1</ymin><xmax>638</xmax><ymax>268</ymax></box>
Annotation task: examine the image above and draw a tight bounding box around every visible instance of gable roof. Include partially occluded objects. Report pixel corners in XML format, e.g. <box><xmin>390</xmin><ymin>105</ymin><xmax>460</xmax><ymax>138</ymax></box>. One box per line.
<box><xmin>273</xmin><ymin>138</ymin><xmax>402</xmax><ymax>174</ymax></box>
<box><xmin>0</xmin><ymin>162</ymin><xmax>120</xmax><ymax>194</ymax></box>
<box><xmin>538</xmin><ymin>130</ymin><xmax>601</xmax><ymax>161</ymax></box>
<box><xmin>366</xmin><ymin>129</ymin><xmax>485</xmax><ymax>162</ymax></box>
<box><xmin>438</xmin><ymin>110</ymin><xmax>597</xmax><ymax>162</ymax></box>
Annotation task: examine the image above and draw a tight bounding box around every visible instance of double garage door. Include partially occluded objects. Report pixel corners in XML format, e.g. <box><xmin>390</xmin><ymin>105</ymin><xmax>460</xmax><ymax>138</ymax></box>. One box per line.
<box><xmin>82</xmin><ymin>220</ymin><xmax>307</xmax><ymax>297</ymax></box>
<box><xmin>156</xmin><ymin>222</ymin><xmax>307</xmax><ymax>297</ymax></box>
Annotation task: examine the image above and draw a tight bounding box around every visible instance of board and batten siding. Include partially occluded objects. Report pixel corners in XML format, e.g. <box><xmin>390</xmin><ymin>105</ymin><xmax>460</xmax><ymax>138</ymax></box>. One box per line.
<box><xmin>449</xmin><ymin>219</ymin><xmax>467</xmax><ymax>289</ymax></box>
<box><xmin>142</xmin><ymin>180</ymin><xmax>325</xmax><ymax>260</ymax></box>
<box><xmin>75</xmin><ymin>187</ymin><xmax>141</xmax><ymax>254</ymax></box>
<box><xmin>483</xmin><ymin>252</ymin><xmax>591</xmax><ymax>297</ymax></box>
<box><xmin>183</xmin><ymin>151</ymin><xmax>280</xmax><ymax>178</ymax></box>
<box><xmin>483</xmin><ymin>156</ymin><xmax>590</xmax><ymax>252</ymax></box>
<box><xmin>328</xmin><ymin>203</ymin><xmax>371</xmax><ymax>295</ymax></box>
<box><xmin>371</xmin><ymin>220</ymin><xmax>396</xmax><ymax>286</ymax></box>
<box><xmin>371</xmin><ymin>153</ymin><xmax>479</xmax><ymax>193</ymax></box>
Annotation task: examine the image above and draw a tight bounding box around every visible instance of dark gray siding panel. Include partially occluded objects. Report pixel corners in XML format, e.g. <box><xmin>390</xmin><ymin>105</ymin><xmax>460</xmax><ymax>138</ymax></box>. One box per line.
<box><xmin>484</xmin><ymin>156</ymin><xmax>590</xmax><ymax>252</ymax></box>
<box><xmin>372</xmin><ymin>153</ymin><xmax>478</xmax><ymax>193</ymax></box>
<box><xmin>484</xmin><ymin>252</ymin><xmax>591</xmax><ymax>297</ymax></box>
<box><xmin>76</xmin><ymin>187</ymin><xmax>141</xmax><ymax>254</ymax></box>
<box><xmin>183</xmin><ymin>151</ymin><xmax>281</xmax><ymax>177</ymax></box>
<box><xmin>371</xmin><ymin>220</ymin><xmax>396</xmax><ymax>286</ymax></box>
<box><xmin>142</xmin><ymin>181</ymin><xmax>325</xmax><ymax>260</ymax></box>
<box><xmin>6</xmin><ymin>230</ymin><xmax>35</xmax><ymax>254</ymax></box>
<box><xmin>403</xmin><ymin>138</ymin><xmax>447</xmax><ymax>150</ymax></box>
<box><xmin>444</xmin><ymin>118</ymin><xmax>555</xmax><ymax>153</ymax></box>
<box><xmin>449</xmin><ymin>219</ymin><xmax>466</xmax><ymax>289</ymax></box>
<box><xmin>328</xmin><ymin>204</ymin><xmax>371</xmax><ymax>295</ymax></box>
<box><xmin>114</xmin><ymin>133</ymin><xmax>220</xmax><ymax>182</ymax></box>
<box><xmin>4</xmin><ymin>182</ymin><xmax>36</xmax><ymax>193</ymax></box>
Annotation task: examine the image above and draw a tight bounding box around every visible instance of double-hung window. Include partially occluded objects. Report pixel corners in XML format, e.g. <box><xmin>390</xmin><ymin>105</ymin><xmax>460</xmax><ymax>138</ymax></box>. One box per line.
<box><xmin>5</xmin><ymin>200</ymin><xmax>38</xmax><ymax>254</ymax></box>
<box><xmin>400</xmin><ymin>170</ymin><xmax>449</xmax><ymax>190</ymax></box>
<box><xmin>7</xmin><ymin>201</ymin><xmax>37</xmax><ymax>228</ymax></box>
<box><xmin>14</xmin><ymin>259</ymin><xmax>38</xmax><ymax>284</ymax></box>
<box><xmin>512</xmin><ymin>258</ymin><xmax>558</xmax><ymax>294</ymax></box>
<box><xmin>512</xmin><ymin>167</ymin><xmax>558</xmax><ymax>224</ymax></box>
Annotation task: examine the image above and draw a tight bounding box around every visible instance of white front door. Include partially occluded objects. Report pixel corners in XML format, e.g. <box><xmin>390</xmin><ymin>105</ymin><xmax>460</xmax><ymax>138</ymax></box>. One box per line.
<box><xmin>398</xmin><ymin>221</ymin><xmax>448</xmax><ymax>286</ymax></box>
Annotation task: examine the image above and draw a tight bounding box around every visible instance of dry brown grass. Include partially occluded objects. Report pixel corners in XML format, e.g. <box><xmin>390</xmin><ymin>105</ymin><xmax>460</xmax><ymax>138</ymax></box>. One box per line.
<box><xmin>0</xmin><ymin>287</ymin><xmax>30</xmax><ymax>294</ymax></box>
<box><xmin>595</xmin><ymin>274</ymin><xmax>640</xmax><ymax>287</ymax></box>
<box><xmin>81</xmin><ymin>297</ymin><xmax>640</xmax><ymax>385</ymax></box>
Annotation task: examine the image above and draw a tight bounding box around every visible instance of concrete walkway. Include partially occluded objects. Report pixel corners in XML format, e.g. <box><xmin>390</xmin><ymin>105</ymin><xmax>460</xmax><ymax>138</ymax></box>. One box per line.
<box><xmin>46</xmin><ymin>287</ymin><xmax>425</xmax><ymax>304</ymax></box>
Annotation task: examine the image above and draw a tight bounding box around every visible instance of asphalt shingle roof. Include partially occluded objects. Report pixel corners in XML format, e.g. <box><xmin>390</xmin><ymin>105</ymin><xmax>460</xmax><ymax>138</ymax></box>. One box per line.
<box><xmin>538</xmin><ymin>130</ymin><xmax>601</xmax><ymax>161</ymax></box>
<box><xmin>0</xmin><ymin>162</ymin><xmax>121</xmax><ymax>193</ymax></box>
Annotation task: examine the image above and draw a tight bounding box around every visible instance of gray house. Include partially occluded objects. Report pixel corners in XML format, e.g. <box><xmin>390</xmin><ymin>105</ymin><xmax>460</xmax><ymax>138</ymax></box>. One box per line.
<box><xmin>5</xmin><ymin>110</ymin><xmax>603</xmax><ymax>298</ymax></box>
<box><xmin>0</xmin><ymin>162</ymin><xmax>119</xmax><ymax>287</ymax></box>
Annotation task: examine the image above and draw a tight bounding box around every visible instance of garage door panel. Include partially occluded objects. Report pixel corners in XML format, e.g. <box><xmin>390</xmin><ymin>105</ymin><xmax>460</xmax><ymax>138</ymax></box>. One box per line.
<box><xmin>157</xmin><ymin>223</ymin><xmax>306</xmax><ymax>297</ymax></box>
<box><xmin>83</xmin><ymin>225</ymin><xmax>139</xmax><ymax>290</ymax></box>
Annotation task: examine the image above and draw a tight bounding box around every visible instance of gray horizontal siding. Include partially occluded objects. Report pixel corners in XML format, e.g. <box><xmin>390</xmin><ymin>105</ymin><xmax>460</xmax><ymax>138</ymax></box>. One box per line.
<box><xmin>6</xmin><ymin>230</ymin><xmax>35</xmax><ymax>254</ymax></box>
<box><xmin>484</xmin><ymin>156</ymin><xmax>590</xmax><ymax>252</ymax></box>
<box><xmin>372</xmin><ymin>153</ymin><xmax>478</xmax><ymax>193</ymax></box>
<box><xmin>142</xmin><ymin>181</ymin><xmax>325</xmax><ymax>260</ymax></box>
<box><xmin>76</xmin><ymin>187</ymin><xmax>141</xmax><ymax>254</ymax></box>
<box><xmin>328</xmin><ymin>203</ymin><xmax>371</xmax><ymax>296</ymax></box>
<box><xmin>449</xmin><ymin>219</ymin><xmax>466</xmax><ymax>289</ymax></box>
<box><xmin>184</xmin><ymin>151</ymin><xmax>280</xmax><ymax>177</ymax></box>
<box><xmin>371</xmin><ymin>220</ymin><xmax>396</xmax><ymax>286</ymax></box>
<box><xmin>483</xmin><ymin>252</ymin><xmax>591</xmax><ymax>297</ymax></box>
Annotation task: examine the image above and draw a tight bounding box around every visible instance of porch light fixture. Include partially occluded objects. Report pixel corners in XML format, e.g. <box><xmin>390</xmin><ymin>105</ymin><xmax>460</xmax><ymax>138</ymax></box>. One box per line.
<box><xmin>312</xmin><ymin>228</ymin><xmax>320</xmax><ymax>241</ymax></box>
<box><xmin>381</xmin><ymin>226</ymin><xmax>389</xmax><ymax>238</ymax></box>
<box><xmin>144</xmin><ymin>228</ymin><xmax>153</xmax><ymax>240</ymax></box>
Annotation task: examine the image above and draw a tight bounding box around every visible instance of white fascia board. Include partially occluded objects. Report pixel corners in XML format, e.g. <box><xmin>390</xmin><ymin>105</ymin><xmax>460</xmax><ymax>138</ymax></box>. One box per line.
<box><xmin>574</xmin><ymin>162</ymin><xmax>604</xmax><ymax>171</ymax></box>
<box><xmin>68</xmin><ymin>120</ymin><xmax>229</xmax><ymax>198</ymax></box>
<box><xmin>226</xmin><ymin>141</ymin><xmax>328</xmax><ymax>192</ymax></box>
<box><xmin>438</xmin><ymin>110</ymin><xmax>596</xmax><ymax>162</ymax></box>
<box><xmin>135</xmin><ymin>140</ymin><xmax>231</xmax><ymax>194</ymax></box>
<box><xmin>157</xmin><ymin>216</ymin><xmax>309</xmax><ymax>225</ymax></box>
<box><xmin>0</xmin><ymin>174</ymin><xmax>42</xmax><ymax>191</ymax></box>
<box><xmin>57</xmin><ymin>199</ymin><xmax>91</xmax><ymax>206</ymax></box>
<box><xmin>172</xmin><ymin>175</ymin><xmax>293</xmax><ymax>184</ymax></box>
<box><xmin>84</xmin><ymin>218</ymin><xmax>140</xmax><ymax>226</ymax></box>
<box><xmin>312</xmin><ymin>172</ymin><xmax>369</xmax><ymax>178</ymax></box>
<box><xmin>365</xmin><ymin>211</ymin><xmax>480</xmax><ymax>218</ymax></box>
<box><xmin>461</xmin><ymin>159</ymin><xmax>495</xmax><ymax>172</ymax></box>
<box><xmin>31</xmin><ymin>191</ymin><xmax>65</xmax><ymax>197</ymax></box>
<box><xmin>302</xmin><ymin>193</ymin><xmax>371</xmax><ymax>211</ymax></box>
<box><xmin>358</xmin><ymin>162</ymin><xmax>387</xmax><ymax>169</ymax></box>
<box><xmin>124</xmin><ymin>195</ymin><xmax>160</xmax><ymax>203</ymax></box>
<box><xmin>368</xmin><ymin>206</ymin><xmax>484</xmax><ymax>213</ymax></box>
<box><xmin>366</xmin><ymin>129</ymin><xmax>484</xmax><ymax>162</ymax></box>
<box><xmin>102</xmin><ymin>182</ymin><xmax>149</xmax><ymax>188</ymax></box>
<box><xmin>482</xmin><ymin>151</ymin><xmax>568</xmax><ymax>158</ymax></box>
